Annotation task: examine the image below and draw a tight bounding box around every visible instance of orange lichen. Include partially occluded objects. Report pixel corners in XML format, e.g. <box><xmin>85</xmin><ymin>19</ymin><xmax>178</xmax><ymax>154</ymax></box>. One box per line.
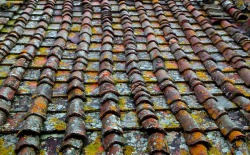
<box><xmin>85</xmin><ymin>84</ymin><xmax>98</xmax><ymax>96</ymax></box>
<box><xmin>29</xmin><ymin>97</ymin><xmax>48</xmax><ymax>115</ymax></box>
<box><xmin>31</xmin><ymin>57</ymin><xmax>47</xmax><ymax>67</ymax></box>
<box><xmin>56</xmin><ymin>70</ymin><xmax>69</xmax><ymax>77</ymax></box>
<box><xmin>113</xmin><ymin>44</ymin><xmax>125</xmax><ymax>53</ymax></box>
<box><xmin>142</xmin><ymin>71</ymin><xmax>156</xmax><ymax>82</ymax></box>
<box><xmin>18</xmin><ymin>81</ymin><xmax>37</xmax><ymax>94</ymax></box>
<box><xmin>228</xmin><ymin>131</ymin><xmax>244</xmax><ymax>142</ymax></box>
<box><xmin>189</xmin><ymin>144</ymin><xmax>208</xmax><ymax>155</ymax></box>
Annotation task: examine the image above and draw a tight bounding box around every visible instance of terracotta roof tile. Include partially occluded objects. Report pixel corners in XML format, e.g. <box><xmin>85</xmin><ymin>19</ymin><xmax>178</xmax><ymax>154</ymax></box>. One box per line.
<box><xmin>0</xmin><ymin>0</ymin><xmax>249</xmax><ymax>154</ymax></box>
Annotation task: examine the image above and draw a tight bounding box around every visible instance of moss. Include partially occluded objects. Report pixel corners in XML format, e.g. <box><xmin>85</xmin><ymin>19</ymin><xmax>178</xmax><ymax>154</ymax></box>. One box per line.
<box><xmin>124</xmin><ymin>145</ymin><xmax>135</xmax><ymax>155</ymax></box>
<box><xmin>84</xmin><ymin>136</ymin><xmax>104</xmax><ymax>155</ymax></box>
<box><xmin>0</xmin><ymin>138</ymin><xmax>15</xmax><ymax>155</ymax></box>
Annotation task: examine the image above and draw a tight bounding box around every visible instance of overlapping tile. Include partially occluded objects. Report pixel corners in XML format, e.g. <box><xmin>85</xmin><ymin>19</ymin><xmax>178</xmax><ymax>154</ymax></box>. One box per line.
<box><xmin>0</xmin><ymin>0</ymin><xmax>249</xmax><ymax>154</ymax></box>
<box><xmin>167</xmin><ymin>0</ymin><xmax>249</xmax><ymax>153</ymax></box>
<box><xmin>188</xmin><ymin>2</ymin><xmax>250</xmax><ymax>87</ymax></box>
<box><xmin>181</xmin><ymin>1</ymin><xmax>250</xmax><ymax>114</ymax></box>
<box><xmin>13</xmin><ymin>0</ymin><xmax>67</xmax><ymax>154</ymax></box>
<box><xmin>0</xmin><ymin>0</ymin><xmax>39</xmax><ymax>62</ymax></box>
<box><xmin>119</xmin><ymin>1</ymin><xmax>171</xmax><ymax>154</ymax></box>
<box><xmin>220</xmin><ymin>20</ymin><xmax>250</xmax><ymax>55</ymax></box>
<box><xmin>219</xmin><ymin>0</ymin><xmax>248</xmax><ymax>20</ymax></box>
<box><xmin>97</xmin><ymin>0</ymin><xmax>125</xmax><ymax>154</ymax></box>
<box><xmin>135</xmin><ymin>0</ymin><xmax>213</xmax><ymax>154</ymax></box>
<box><xmin>0</xmin><ymin>0</ymin><xmax>56</xmax><ymax>126</ymax></box>
<box><xmin>59</xmin><ymin>0</ymin><xmax>92</xmax><ymax>154</ymax></box>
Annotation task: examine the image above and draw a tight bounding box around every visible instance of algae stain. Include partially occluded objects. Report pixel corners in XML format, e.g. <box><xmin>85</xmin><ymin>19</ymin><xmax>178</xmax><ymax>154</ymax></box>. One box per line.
<box><xmin>0</xmin><ymin>138</ymin><xmax>15</xmax><ymax>155</ymax></box>
<box><xmin>84</xmin><ymin>136</ymin><xmax>104</xmax><ymax>155</ymax></box>
<box><xmin>48</xmin><ymin>117</ymin><xmax>66</xmax><ymax>131</ymax></box>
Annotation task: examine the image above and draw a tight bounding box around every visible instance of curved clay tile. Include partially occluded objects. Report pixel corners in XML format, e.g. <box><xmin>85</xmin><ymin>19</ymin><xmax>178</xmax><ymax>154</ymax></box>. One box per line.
<box><xmin>98</xmin><ymin>0</ymin><xmax>125</xmax><ymax>154</ymax></box>
<box><xmin>0</xmin><ymin>0</ymin><xmax>39</xmax><ymax>62</ymax></box>
<box><xmin>0</xmin><ymin>0</ymin><xmax>248</xmax><ymax>154</ymax></box>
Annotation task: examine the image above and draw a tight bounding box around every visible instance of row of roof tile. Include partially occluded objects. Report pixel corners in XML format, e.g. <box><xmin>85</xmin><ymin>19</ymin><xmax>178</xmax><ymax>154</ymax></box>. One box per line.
<box><xmin>0</xmin><ymin>0</ymin><xmax>249</xmax><ymax>154</ymax></box>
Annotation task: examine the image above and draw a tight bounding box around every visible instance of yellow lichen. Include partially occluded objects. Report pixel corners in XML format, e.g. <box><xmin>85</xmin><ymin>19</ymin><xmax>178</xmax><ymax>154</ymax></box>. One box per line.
<box><xmin>0</xmin><ymin>80</ymin><xmax>3</xmax><ymax>85</ymax></box>
<box><xmin>85</xmin><ymin>84</ymin><xmax>98</xmax><ymax>96</ymax></box>
<box><xmin>196</xmin><ymin>71</ymin><xmax>208</xmax><ymax>81</ymax></box>
<box><xmin>84</xmin><ymin>105</ymin><xmax>95</xmax><ymax>111</ymax></box>
<box><xmin>0</xmin><ymin>138</ymin><xmax>15</xmax><ymax>155</ymax></box>
<box><xmin>124</xmin><ymin>145</ymin><xmax>135</xmax><ymax>155</ymax></box>
<box><xmin>91</xmin><ymin>27</ymin><xmax>99</xmax><ymax>34</ymax></box>
<box><xmin>84</xmin><ymin>136</ymin><xmax>104</xmax><ymax>155</ymax></box>
<box><xmin>191</xmin><ymin>112</ymin><xmax>203</xmax><ymax>124</ymax></box>
<box><xmin>66</xmin><ymin>43</ymin><xmax>77</xmax><ymax>49</ymax></box>
<box><xmin>31</xmin><ymin>57</ymin><xmax>47</xmax><ymax>67</ymax></box>
<box><xmin>208</xmin><ymin>147</ymin><xmax>222</xmax><ymax>155</ymax></box>
<box><xmin>39</xmin><ymin>150</ymin><xmax>47</xmax><ymax>155</ymax></box>
<box><xmin>175</xmin><ymin>83</ymin><xmax>188</xmax><ymax>93</ymax></box>
<box><xmin>165</xmin><ymin>61</ymin><xmax>178</xmax><ymax>69</ymax></box>
<box><xmin>118</xmin><ymin>97</ymin><xmax>126</xmax><ymax>110</ymax></box>
<box><xmin>48</xmin><ymin>117</ymin><xmax>66</xmax><ymax>131</ymax></box>
<box><xmin>84</xmin><ymin>115</ymin><xmax>92</xmax><ymax>123</ymax></box>
<box><xmin>71</xmin><ymin>24</ymin><xmax>81</xmax><ymax>31</ymax></box>
<box><xmin>235</xmin><ymin>86</ymin><xmax>250</xmax><ymax>97</ymax></box>
<box><xmin>38</xmin><ymin>47</ymin><xmax>49</xmax><ymax>55</ymax></box>
<box><xmin>56</xmin><ymin>147</ymin><xmax>63</xmax><ymax>155</ymax></box>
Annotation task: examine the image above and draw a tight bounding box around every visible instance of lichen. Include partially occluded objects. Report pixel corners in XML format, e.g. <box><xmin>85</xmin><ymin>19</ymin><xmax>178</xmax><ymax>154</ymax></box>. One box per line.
<box><xmin>208</xmin><ymin>147</ymin><xmax>222</xmax><ymax>155</ymax></box>
<box><xmin>0</xmin><ymin>138</ymin><xmax>15</xmax><ymax>155</ymax></box>
<box><xmin>84</xmin><ymin>115</ymin><xmax>92</xmax><ymax>123</ymax></box>
<box><xmin>70</xmin><ymin>24</ymin><xmax>81</xmax><ymax>31</ymax></box>
<box><xmin>84</xmin><ymin>136</ymin><xmax>104</xmax><ymax>155</ymax></box>
<box><xmin>124</xmin><ymin>145</ymin><xmax>135</xmax><ymax>155</ymax></box>
<box><xmin>39</xmin><ymin>150</ymin><xmax>46</xmax><ymax>155</ymax></box>
<box><xmin>48</xmin><ymin>117</ymin><xmax>66</xmax><ymax>131</ymax></box>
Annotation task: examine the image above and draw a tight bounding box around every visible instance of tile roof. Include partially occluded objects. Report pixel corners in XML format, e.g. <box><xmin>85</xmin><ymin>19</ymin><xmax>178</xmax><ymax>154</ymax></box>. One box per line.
<box><xmin>0</xmin><ymin>0</ymin><xmax>249</xmax><ymax>154</ymax></box>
